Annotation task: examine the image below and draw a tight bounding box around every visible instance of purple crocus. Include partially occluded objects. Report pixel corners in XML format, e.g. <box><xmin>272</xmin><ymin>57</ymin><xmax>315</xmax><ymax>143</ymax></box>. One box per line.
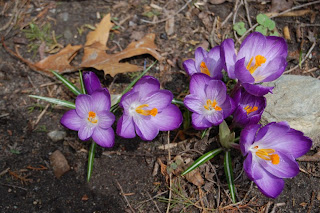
<box><xmin>116</xmin><ymin>76</ymin><xmax>183</xmax><ymax>141</ymax></box>
<box><xmin>83</xmin><ymin>71</ymin><xmax>102</xmax><ymax>95</ymax></box>
<box><xmin>60</xmin><ymin>89</ymin><xmax>115</xmax><ymax>148</ymax></box>
<box><xmin>232</xmin><ymin>87</ymin><xmax>266</xmax><ymax>128</ymax></box>
<box><xmin>184</xmin><ymin>73</ymin><xmax>235</xmax><ymax>129</ymax></box>
<box><xmin>240</xmin><ymin>122</ymin><xmax>312</xmax><ymax>198</ymax></box>
<box><xmin>183</xmin><ymin>46</ymin><xmax>224</xmax><ymax>79</ymax></box>
<box><xmin>221</xmin><ymin>32</ymin><xmax>288</xmax><ymax>96</ymax></box>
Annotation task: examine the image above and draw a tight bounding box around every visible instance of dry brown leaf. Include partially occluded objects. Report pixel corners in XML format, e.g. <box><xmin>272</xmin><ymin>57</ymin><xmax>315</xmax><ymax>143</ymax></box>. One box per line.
<box><xmin>34</xmin><ymin>44</ymin><xmax>82</xmax><ymax>73</ymax></box>
<box><xmin>265</xmin><ymin>9</ymin><xmax>312</xmax><ymax>17</ymax></box>
<box><xmin>185</xmin><ymin>167</ymin><xmax>204</xmax><ymax>187</ymax></box>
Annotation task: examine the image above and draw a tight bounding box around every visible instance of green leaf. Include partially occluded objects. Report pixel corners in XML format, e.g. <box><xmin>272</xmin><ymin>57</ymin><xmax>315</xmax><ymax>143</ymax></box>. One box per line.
<box><xmin>171</xmin><ymin>99</ymin><xmax>184</xmax><ymax>106</ymax></box>
<box><xmin>265</xmin><ymin>19</ymin><xmax>276</xmax><ymax>30</ymax></box>
<box><xmin>256</xmin><ymin>14</ymin><xmax>269</xmax><ymax>26</ymax></box>
<box><xmin>52</xmin><ymin>71</ymin><xmax>82</xmax><ymax>96</ymax></box>
<box><xmin>183</xmin><ymin>110</ymin><xmax>190</xmax><ymax>130</ymax></box>
<box><xmin>201</xmin><ymin>128</ymin><xmax>208</xmax><ymax>139</ymax></box>
<box><xmin>87</xmin><ymin>141</ymin><xmax>96</xmax><ymax>182</ymax></box>
<box><xmin>255</xmin><ymin>25</ymin><xmax>268</xmax><ymax>35</ymax></box>
<box><xmin>233</xmin><ymin>22</ymin><xmax>246</xmax><ymax>36</ymax></box>
<box><xmin>224</xmin><ymin>151</ymin><xmax>236</xmax><ymax>203</ymax></box>
<box><xmin>29</xmin><ymin>95</ymin><xmax>76</xmax><ymax>109</ymax></box>
<box><xmin>219</xmin><ymin>120</ymin><xmax>235</xmax><ymax>148</ymax></box>
<box><xmin>269</xmin><ymin>31</ymin><xmax>279</xmax><ymax>36</ymax></box>
<box><xmin>79</xmin><ymin>70</ymin><xmax>86</xmax><ymax>94</ymax></box>
<box><xmin>181</xmin><ymin>148</ymin><xmax>223</xmax><ymax>176</ymax></box>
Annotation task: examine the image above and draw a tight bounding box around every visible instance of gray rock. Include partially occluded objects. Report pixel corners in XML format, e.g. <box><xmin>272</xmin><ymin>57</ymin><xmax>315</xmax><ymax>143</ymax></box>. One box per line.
<box><xmin>261</xmin><ymin>75</ymin><xmax>320</xmax><ymax>149</ymax></box>
<box><xmin>48</xmin><ymin>130</ymin><xmax>66</xmax><ymax>142</ymax></box>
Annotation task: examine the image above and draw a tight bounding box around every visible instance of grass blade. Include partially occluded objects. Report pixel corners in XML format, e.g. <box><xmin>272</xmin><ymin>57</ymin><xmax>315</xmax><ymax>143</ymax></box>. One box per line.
<box><xmin>171</xmin><ymin>99</ymin><xmax>184</xmax><ymax>106</ymax></box>
<box><xmin>87</xmin><ymin>141</ymin><xmax>96</xmax><ymax>182</ymax></box>
<box><xmin>52</xmin><ymin>70</ymin><xmax>81</xmax><ymax>96</ymax></box>
<box><xmin>29</xmin><ymin>95</ymin><xmax>75</xmax><ymax>109</ymax></box>
<box><xmin>224</xmin><ymin>151</ymin><xmax>236</xmax><ymax>203</ymax></box>
<box><xmin>79</xmin><ymin>70</ymin><xmax>86</xmax><ymax>94</ymax></box>
<box><xmin>181</xmin><ymin>148</ymin><xmax>223</xmax><ymax>176</ymax></box>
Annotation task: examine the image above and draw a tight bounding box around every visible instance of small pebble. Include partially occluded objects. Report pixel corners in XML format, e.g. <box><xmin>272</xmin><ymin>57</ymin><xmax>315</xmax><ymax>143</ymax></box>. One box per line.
<box><xmin>47</xmin><ymin>130</ymin><xmax>66</xmax><ymax>142</ymax></box>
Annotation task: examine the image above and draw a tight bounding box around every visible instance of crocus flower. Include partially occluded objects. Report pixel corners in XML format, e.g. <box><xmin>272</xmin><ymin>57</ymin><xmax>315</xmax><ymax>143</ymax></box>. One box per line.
<box><xmin>83</xmin><ymin>71</ymin><xmax>102</xmax><ymax>95</ymax></box>
<box><xmin>232</xmin><ymin>87</ymin><xmax>266</xmax><ymax>128</ymax></box>
<box><xmin>61</xmin><ymin>89</ymin><xmax>115</xmax><ymax>148</ymax></box>
<box><xmin>183</xmin><ymin>46</ymin><xmax>224</xmax><ymax>79</ymax></box>
<box><xmin>240</xmin><ymin>122</ymin><xmax>312</xmax><ymax>198</ymax></box>
<box><xmin>116</xmin><ymin>76</ymin><xmax>183</xmax><ymax>141</ymax></box>
<box><xmin>184</xmin><ymin>73</ymin><xmax>235</xmax><ymax>129</ymax></box>
<box><xmin>221</xmin><ymin>32</ymin><xmax>288</xmax><ymax>96</ymax></box>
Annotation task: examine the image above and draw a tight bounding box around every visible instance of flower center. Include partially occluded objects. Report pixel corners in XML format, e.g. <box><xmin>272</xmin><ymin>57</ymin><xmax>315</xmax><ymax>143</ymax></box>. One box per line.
<box><xmin>200</xmin><ymin>61</ymin><xmax>210</xmax><ymax>76</ymax></box>
<box><xmin>87</xmin><ymin>111</ymin><xmax>98</xmax><ymax>124</ymax></box>
<box><xmin>254</xmin><ymin>146</ymin><xmax>280</xmax><ymax>165</ymax></box>
<box><xmin>203</xmin><ymin>99</ymin><xmax>222</xmax><ymax>111</ymax></box>
<box><xmin>246</xmin><ymin>55</ymin><xmax>266</xmax><ymax>74</ymax></box>
<box><xmin>244</xmin><ymin>105</ymin><xmax>258</xmax><ymax>115</ymax></box>
<box><xmin>135</xmin><ymin>104</ymin><xmax>158</xmax><ymax>116</ymax></box>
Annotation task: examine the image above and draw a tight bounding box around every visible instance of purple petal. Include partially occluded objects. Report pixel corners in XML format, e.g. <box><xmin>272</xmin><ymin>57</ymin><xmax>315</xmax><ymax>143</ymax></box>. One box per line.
<box><xmin>78</xmin><ymin>124</ymin><xmax>94</xmax><ymax>141</ymax></box>
<box><xmin>119</xmin><ymin>91</ymin><xmax>139</xmax><ymax>111</ymax></box>
<box><xmin>220</xmin><ymin>96</ymin><xmax>235</xmax><ymax>118</ymax></box>
<box><xmin>191</xmin><ymin>113</ymin><xmax>212</xmax><ymax>130</ymax></box>
<box><xmin>254</xmin><ymin>122</ymin><xmax>289</xmax><ymax>143</ymax></box>
<box><xmin>240</xmin><ymin>124</ymin><xmax>261</xmax><ymax>155</ymax></box>
<box><xmin>232</xmin><ymin>106</ymin><xmax>250</xmax><ymax>127</ymax></box>
<box><xmin>75</xmin><ymin>94</ymin><xmax>92</xmax><ymax>118</ymax></box>
<box><xmin>258</xmin><ymin>151</ymin><xmax>299</xmax><ymax>178</ymax></box>
<box><xmin>183</xmin><ymin>59</ymin><xmax>197</xmax><ymax>76</ymax></box>
<box><xmin>204</xmin><ymin>111</ymin><xmax>224</xmax><ymax>125</ymax></box>
<box><xmin>207</xmin><ymin>46</ymin><xmax>223</xmax><ymax>79</ymax></box>
<box><xmin>258</xmin><ymin>58</ymin><xmax>287</xmax><ymax>82</ymax></box>
<box><xmin>142</xmin><ymin>90</ymin><xmax>173</xmax><ymax>110</ymax></box>
<box><xmin>98</xmin><ymin>111</ymin><xmax>115</xmax><ymax>129</ymax></box>
<box><xmin>83</xmin><ymin>71</ymin><xmax>102</xmax><ymax>95</ymax></box>
<box><xmin>91</xmin><ymin>89</ymin><xmax>111</xmax><ymax>112</ymax></box>
<box><xmin>254</xmin><ymin>167</ymin><xmax>284</xmax><ymax>198</ymax></box>
<box><xmin>132</xmin><ymin>76</ymin><xmax>160</xmax><ymax>98</ymax></box>
<box><xmin>194</xmin><ymin>47</ymin><xmax>208</xmax><ymax>68</ymax></box>
<box><xmin>265</xmin><ymin>36</ymin><xmax>288</xmax><ymax>60</ymax></box>
<box><xmin>205</xmin><ymin>80</ymin><xmax>227</xmax><ymax>104</ymax></box>
<box><xmin>184</xmin><ymin>94</ymin><xmax>204</xmax><ymax>114</ymax></box>
<box><xmin>242</xmin><ymin>83</ymin><xmax>273</xmax><ymax>96</ymax></box>
<box><xmin>152</xmin><ymin>104</ymin><xmax>182</xmax><ymax>131</ymax></box>
<box><xmin>243</xmin><ymin>152</ymin><xmax>263</xmax><ymax>180</ymax></box>
<box><xmin>237</xmin><ymin>32</ymin><xmax>266</xmax><ymax>62</ymax></box>
<box><xmin>116</xmin><ymin>115</ymin><xmax>136</xmax><ymax>138</ymax></box>
<box><xmin>189</xmin><ymin>73</ymin><xmax>211</xmax><ymax>98</ymax></box>
<box><xmin>60</xmin><ymin>110</ymin><xmax>83</xmax><ymax>131</ymax></box>
<box><xmin>134</xmin><ymin>116</ymin><xmax>159</xmax><ymax>141</ymax></box>
<box><xmin>92</xmin><ymin>127</ymin><xmax>115</xmax><ymax>148</ymax></box>
<box><xmin>235</xmin><ymin>58</ymin><xmax>255</xmax><ymax>83</ymax></box>
<box><xmin>220</xmin><ymin>38</ymin><xmax>236</xmax><ymax>79</ymax></box>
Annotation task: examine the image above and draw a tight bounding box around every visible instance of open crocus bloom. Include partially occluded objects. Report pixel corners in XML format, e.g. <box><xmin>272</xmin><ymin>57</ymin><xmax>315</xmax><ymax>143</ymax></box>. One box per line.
<box><xmin>116</xmin><ymin>76</ymin><xmax>183</xmax><ymax>141</ymax></box>
<box><xmin>83</xmin><ymin>71</ymin><xmax>102</xmax><ymax>95</ymax></box>
<box><xmin>232</xmin><ymin>87</ymin><xmax>266</xmax><ymax>128</ymax></box>
<box><xmin>61</xmin><ymin>90</ymin><xmax>115</xmax><ymax>148</ymax></box>
<box><xmin>184</xmin><ymin>73</ymin><xmax>235</xmax><ymax>129</ymax></box>
<box><xmin>183</xmin><ymin>46</ymin><xmax>224</xmax><ymax>79</ymax></box>
<box><xmin>240</xmin><ymin>122</ymin><xmax>312</xmax><ymax>198</ymax></box>
<box><xmin>221</xmin><ymin>32</ymin><xmax>287</xmax><ymax>96</ymax></box>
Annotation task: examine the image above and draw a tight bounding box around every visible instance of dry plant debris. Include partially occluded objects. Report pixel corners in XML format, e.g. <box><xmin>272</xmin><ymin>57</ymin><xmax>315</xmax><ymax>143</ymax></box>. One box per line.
<box><xmin>3</xmin><ymin>14</ymin><xmax>163</xmax><ymax>76</ymax></box>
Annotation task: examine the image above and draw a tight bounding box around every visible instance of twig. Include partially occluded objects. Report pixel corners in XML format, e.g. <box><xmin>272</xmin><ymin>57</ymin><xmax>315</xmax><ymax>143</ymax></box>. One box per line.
<box><xmin>135</xmin><ymin>190</ymin><xmax>168</xmax><ymax>208</ymax></box>
<box><xmin>141</xmin><ymin>0</ymin><xmax>192</xmax><ymax>24</ymax></box>
<box><xmin>307</xmin><ymin>191</ymin><xmax>315</xmax><ymax>213</ymax></box>
<box><xmin>0</xmin><ymin>183</ymin><xmax>27</xmax><ymax>191</ymax></box>
<box><xmin>221</xmin><ymin>11</ymin><xmax>233</xmax><ymax>27</ymax></box>
<box><xmin>166</xmin><ymin>131</ymin><xmax>172</xmax><ymax>213</ymax></box>
<box><xmin>264</xmin><ymin>201</ymin><xmax>273</xmax><ymax>213</ymax></box>
<box><xmin>33</xmin><ymin>103</ymin><xmax>50</xmax><ymax>128</ymax></box>
<box><xmin>284</xmin><ymin>42</ymin><xmax>316</xmax><ymax>74</ymax></box>
<box><xmin>238</xmin><ymin>0</ymin><xmax>320</xmax><ymax>42</ymax></box>
<box><xmin>115</xmin><ymin>180</ymin><xmax>135</xmax><ymax>213</ymax></box>
<box><xmin>147</xmin><ymin>192</ymin><xmax>162</xmax><ymax>213</ymax></box>
<box><xmin>0</xmin><ymin>168</ymin><xmax>10</xmax><ymax>176</ymax></box>
<box><xmin>270</xmin><ymin>202</ymin><xmax>285</xmax><ymax>213</ymax></box>
<box><xmin>303</xmin><ymin>67</ymin><xmax>318</xmax><ymax>73</ymax></box>
<box><xmin>297</xmin><ymin>150</ymin><xmax>320</xmax><ymax>162</ymax></box>
<box><xmin>244</xmin><ymin>0</ymin><xmax>252</xmax><ymax>28</ymax></box>
<box><xmin>232</xmin><ymin>0</ymin><xmax>243</xmax><ymax>44</ymax></box>
<box><xmin>209</xmin><ymin>17</ymin><xmax>218</xmax><ymax>48</ymax></box>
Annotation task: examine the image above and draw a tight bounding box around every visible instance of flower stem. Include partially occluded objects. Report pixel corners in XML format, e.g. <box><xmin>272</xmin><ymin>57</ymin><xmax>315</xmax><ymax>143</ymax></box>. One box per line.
<box><xmin>171</xmin><ymin>99</ymin><xmax>184</xmax><ymax>106</ymax></box>
<box><xmin>87</xmin><ymin>141</ymin><xmax>96</xmax><ymax>182</ymax></box>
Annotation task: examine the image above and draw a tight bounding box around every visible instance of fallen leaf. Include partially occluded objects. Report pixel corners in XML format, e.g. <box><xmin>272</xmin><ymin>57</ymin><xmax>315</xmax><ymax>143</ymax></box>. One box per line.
<box><xmin>265</xmin><ymin>9</ymin><xmax>312</xmax><ymax>17</ymax></box>
<box><xmin>271</xmin><ymin>0</ymin><xmax>293</xmax><ymax>12</ymax></box>
<box><xmin>165</xmin><ymin>10</ymin><xmax>175</xmax><ymax>36</ymax></box>
<box><xmin>185</xmin><ymin>167</ymin><xmax>204</xmax><ymax>187</ymax></box>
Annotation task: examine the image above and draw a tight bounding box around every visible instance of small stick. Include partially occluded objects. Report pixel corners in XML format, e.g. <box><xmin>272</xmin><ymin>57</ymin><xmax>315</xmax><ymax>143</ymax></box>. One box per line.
<box><xmin>297</xmin><ymin>150</ymin><xmax>320</xmax><ymax>162</ymax></box>
<box><xmin>303</xmin><ymin>67</ymin><xmax>318</xmax><ymax>73</ymax></box>
<box><xmin>221</xmin><ymin>11</ymin><xmax>233</xmax><ymax>27</ymax></box>
<box><xmin>233</xmin><ymin>0</ymin><xmax>243</xmax><ymax>44</ymax></box>
<box><xmin>115</xmin><ymin>180</ymin><xmax>135</xmax><ymax>213</ymax></box>
<box><xmin>166</xmin><ymin>131</ymin><xmax>172</xmax><ymax>213</ymax></box>
<box><xmin>244</xmin><ymin>0</ymin><xmax>252</xmax><ymax>28</ymax></box>
<box><xmin>270</xmin><ymin>202</ymin><xmax>286</xmax><ymax>213</ymax></box>
<box><xmin>33</xmin><ymin>103</ymin><xmax>50</xmax><ymax>127</ymax></box>
<box><xmin>0</xmin><ymin>183</ymin><xmax>27</xmax><ymax>191</ymax></box>
<box><xmin>307</xmin><ymin>191</ymin><xmax>315</xmax><ymax>213</ymax></box>
<box><xmin>141</xmin><ymin>0</ymin><xmax>192</xmax><ymax>24</ymax></box>
<box><xmin>209</xmin><ymin>17</ymin><xmax>218</xmax><ymax>48</ymax></box>
<box><xmin>147</xmin><ymin>192</ymin><xmax>162</xmax><ymax>213</ymax></box>
<box><xmin>135</xmin><ymin>190</ymin><xmax>168</xmax><ymax>208</ymax></box>
<box><xmin>284</xmin><ymin>42</ymin><xmax>316</xmax><ymax>74</ymax></box>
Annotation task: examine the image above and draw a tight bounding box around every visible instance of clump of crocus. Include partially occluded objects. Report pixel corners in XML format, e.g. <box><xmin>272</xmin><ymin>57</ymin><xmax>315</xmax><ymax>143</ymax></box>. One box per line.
<box><xmin>240</xmin><ymin>122</ymin><xmax>312</xmax><ymax>198</ymax></box>
<box><xmin>184</xmin><ymin>73</ymin><xmax>235</xmax><ymax>129</ymax></box>
<box><xmin>183</xmin><ymin>46</ymin><xmax>224</xmax><ymax>79</ymax></box>
<box><xmin>116</xmin><ymin>76</ymin><xmax>183</xmax><ymax>141</ymax></box>
<box><xmin>232</xmin><ymin>87</ymin><xmax>266</xmax><ymax>128</ymax></box>
<box><xmin>60</xmin><ymin>86</ymin><xmax>115</xmax><ymax>148</ymax></box>
<box><xmin>221</xmin><ymin>32</ymin><xmax>287</xmax><ymax>96</ymax></box>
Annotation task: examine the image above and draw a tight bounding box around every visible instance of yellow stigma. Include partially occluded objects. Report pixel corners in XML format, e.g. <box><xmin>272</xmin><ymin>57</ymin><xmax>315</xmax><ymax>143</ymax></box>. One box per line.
<box><xmin>136</xmin><ymin>104</ymin><xmax>158</xmax><ymax>116</ymax></box>
<box><xmin>254</xmin><ymin>146</ymin><xmax>280</xmax><ymax>165</ymax></box>
<box><xmin>200</xmin><ymin>61</ymin><xmax>210</xmax><ymax>76</ymax></box>
<box><xmin>87</xmin><ymin>111</ymin><xmax>98</xmax><ymax>124</ymax></box>
<box><xmin>244</xmin><ymin>105</ymin><xmax>258</xmax><ymax>115</ymax></box>
<box><xmin>246</xmin><ymin>55</ymin><xmax>266</xmax><ymax>74</ymax></box>
<box><xmin>203</xmin><ymin>99</ymin><xmax>222</xmax><ymax>111</ymax></box>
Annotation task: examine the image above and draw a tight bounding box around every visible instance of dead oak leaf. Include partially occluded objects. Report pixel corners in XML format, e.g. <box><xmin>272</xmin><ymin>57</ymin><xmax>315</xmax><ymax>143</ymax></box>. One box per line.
<box><xmin>80</xmin><ymin>14</ymin><xmax>163</xmax><ymax>77</ymax></box>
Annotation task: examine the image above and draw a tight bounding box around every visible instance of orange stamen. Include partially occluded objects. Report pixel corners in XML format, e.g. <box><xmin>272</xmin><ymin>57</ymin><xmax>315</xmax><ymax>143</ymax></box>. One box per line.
<box><xmin>136</xmin><ymin>104</ymin><xmax>158</xmax><ymax>116</ymax></box>
<box><xmin>87</xmin><ymin>111</ymin><xmax>98</xmax><ymax>124</ymax></box>
<box><xmin>246</xmin><ymin>55</ymin><xmax>266</xmax><ymax>74</ymax></box>
<box><xmin>200</xmin><ymin>61</ymin><xmax>210</xmax><ymax>76</ymax></box>
<box><xmin>244</xmin><ymin>105</ymin><xmax>258</xmax><ymax>115</ymax></box>
<box><xmin>254</xmin><ymin>146</ymin><xmax>280</xmax><ymax>165</ymax></box>
<box><xmin>204</xmin><ymin>99</ymin><xmax>222</xmax><ymax>111</ymax></box>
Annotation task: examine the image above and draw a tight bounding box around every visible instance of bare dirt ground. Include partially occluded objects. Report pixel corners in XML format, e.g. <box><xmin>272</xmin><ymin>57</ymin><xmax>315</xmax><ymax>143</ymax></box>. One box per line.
<box><xmin>0</xmin><ymin>0</ymin><xmax>319</xmax><ymax>212</ymax></box>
